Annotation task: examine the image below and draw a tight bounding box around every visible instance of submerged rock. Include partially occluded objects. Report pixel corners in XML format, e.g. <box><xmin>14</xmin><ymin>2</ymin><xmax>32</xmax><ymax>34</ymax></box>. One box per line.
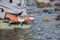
<box><xmin>49</xmin><ymin>0</ymin><xmax>55</xmax><ymax>2</ymax></box>
<box><xmin>43</xmin><ymin>9</ymin><xmax>51</xmax><ymax>14</ymax></box>
<box><xmin>43</xmin><ymin>9</ymin><xmax>49</xmax><ymax>13</ymax></box>
<box><xmin>32</xmin><ymin>2</ymin><xmax>36</xmax><ymax>6</ymax></box>
<box><xmin>42</xmin><ymin>17</ymin><xmax>52</xmax><ymax>22</ymax></box>
<box><xmin>55</xmin><ymin>2</ymin><xmax>60</xmax><ymax>6</ymax></box>
<box><xmin>55</xmin><ymin>15</ymin><xmax>60</xmax><ymax>21</ymax></box>
<box><xmin>20</xmin><ymin>34</ymin><xmax>33</xmax><ymax>40</ymax></box>
<box><xmin>55</xmin><ymin>7</ymin><xmax>60</xmax><ymax>11</ymax></box>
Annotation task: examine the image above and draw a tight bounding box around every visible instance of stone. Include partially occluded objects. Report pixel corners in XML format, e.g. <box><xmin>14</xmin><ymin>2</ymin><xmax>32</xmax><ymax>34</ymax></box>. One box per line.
<box><xmin>20</xmin><ymin>34</ymin><xmax>33</xmax><ymax>40</ymax></box>
<box><xmin>32</xmin><ymin>2</ymin><xmax>36</xmax><ymax>6</ymax></box>
<box><xmin>55</xmin><ymin>7</ymin><xmax>60</xmax><ymax>11</ymax></box>
<box><xmin>55</xmin><ymin>2</ymin><xmax>60</xmax><ymax>6</ymax></box>
<box><xmin>43</xmin><ymin>9</ymin><xmax>49</xmax><ymax>13</ymax></box>
<box><xmin>55</xmin><ymin>15</ymin><xmax>60</xmax><ymax>21</ymax></box>
<box><xmin>43</xmin><ymin>9</ymin><xmax>51</xmax><ymax>14</ymax></box>
<box><xmin>35</xmin><ymin>0</ymin><xmax>50</xmax><ymax>3</ymax></box>
<box><xmin>49</xmin><ymin>0</ymin><xmax>55</xmax><ymax>2</ymax></box>
<box><xmin>20</xmin><ymin>39</ymin><xmax>24</xmax><ymax>40</ymax></box>
<box><xmin>36</xmin><ymin>3</ymin><xmax>51</xmax><ymax>8</ymax></box>
<box><xmin>42</xmin><ymin>17</ymin><xmax>52</xmax><ymax>22</ymax></box>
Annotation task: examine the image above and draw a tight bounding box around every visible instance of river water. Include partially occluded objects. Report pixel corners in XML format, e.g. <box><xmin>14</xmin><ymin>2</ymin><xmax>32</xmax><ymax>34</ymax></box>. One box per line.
<box><xmin>0</xmin><ymin>0</ymin><xmax>60</xmax><ymax>40</ymax></box>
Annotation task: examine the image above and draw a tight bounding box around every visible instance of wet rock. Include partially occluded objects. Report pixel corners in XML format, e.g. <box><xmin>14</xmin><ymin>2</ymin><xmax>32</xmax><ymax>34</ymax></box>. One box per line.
<box><xmin>49</xmin><ymin>0</ymin><xmax>55</xmax><ymax>2</ymax></box>
<box><xmin>43</xmin><ymin>9</ymin><xmax>50</xmax><ymax>13</ymax></box>
<box><xmin>20</xmin><ymin>34</ymin><xmax>33</xmax><ymax>40</ymax></box>
<box><xmin>35</xmin><ymin>0</ymin><xmax>50</xmax><ymax>3</ymax></box>
<box><xmin>43</xmin><ymin>9</ymin><xmax>49</xmax><ymax>12</ymax></box>
<box><xmin>46</xmin><ymin>37</ymin><xmax>52</xmax><ymax>40</ymax></box>
<box><xmin>55</xmin><ymin>7</ymin><xmax>60</xmax><ymax>11</ymax></box>
<box><xmin>42</xmin><ymin>17</ymin><xmax>52</xmax><ymax>22</ymax></box>
<box><xmin>32</xmin><ymin>2</ymin><xmax>36</xmax><ymax>6</ymax></box>
<box><xmin>36</xmin><ymin>3</ymin><xmax>51</xmax><ymax>8</ymax></box>
<box><xmin>55</xmin><ymin>2</ymin><xmax>60</xmax><ymax>6</ymax></box>
<box><xmin>55</xmin><ymin>15</ymin><xmax>60</xmax><ymax>21</ymax></box>
<box><xmin>43</xmin><ymin>9</ymin><xmax>52</xmax><ymax>14</ymax></box>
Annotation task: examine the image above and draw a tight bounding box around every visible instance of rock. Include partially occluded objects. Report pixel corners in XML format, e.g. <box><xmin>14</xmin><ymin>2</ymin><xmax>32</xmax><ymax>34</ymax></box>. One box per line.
<box><xmin>43</xmin><ymin>9</ymin><xmax>51</xmax><ymax>14</ymax></box>
<box><xmin>42</xmin><ymin>17</ymin><xmax>52</xmax><ymax>22</ymax></box>
<box><xmin>55</xmin><ymin>7</ymin><xmax>60</xmax><ymax>11</ymax></box>
<box><xmin>20</xmin><ymin>34</ymin><xmax>33</xmax><ymax>40</ymax></box>
<box><xmin>35</xmin><ymin>0</ymin><xmax>50</xmax><ymax>3</ymax></box>
<box><xmin>43</xmin><ymin>9</ymin><xmax>50</xmax><ymax>13</ymax></box>
<box><xmin>55</xmin><ymin>15</ymin><xmax>60</xmax><ymax>21</ymax></box>
<box><xmin>55</xmin><ymin>2</ymin><xmax>60</xmax><ymax>6</ymax></box>
<box><xmin>34</xmin><ymin>0</ymin><xmax>51</xmax><ymax>8</ymax></box>
<box><xmin>20</xmin><ymin>39</ymin><xmax>24</xmax><ymax>40</ymax></box>
<box><xmin>32</xmin><ymin>2</ymin><xmax>36</xmax><ymax>6</ymax></box>
<box><xmin>36</xmin><ymin>3</ymin><xmax>51</xmax><ymax>8</ymax></box>
<box><xmin>49</xmin><ymin>0</ymin><xmax>55</xmax><ymax>2</ymax></box>
<box><xmin>46</xmin><ymin>37</ymin><xmax>52</xmax><ymax>40</ymax></box>
<box><xmin>25</xmin><ymin>6</ymin><xmax>30</xmax><ymax>9</ymax></box>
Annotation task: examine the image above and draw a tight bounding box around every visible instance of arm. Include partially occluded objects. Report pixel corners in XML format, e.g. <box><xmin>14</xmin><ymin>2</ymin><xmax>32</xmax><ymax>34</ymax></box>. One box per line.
<box><xmin>0</xmin><ymin>8</ymin><xmax>6</xmax><ymax>19</ymax></box>
<box><xmin>0</xmin><ymin>8</ymin><xmax>18</xmax><ymax>23</ymax></box>
<box><xmin>21</xmin><ymin>0</ymin><xmax>27</xmax><ymax>8</ymax></box>
<box><xmin>20</xmin><ymin>0</ymin><xmax>28</xmax><ymax>16</ymax></box>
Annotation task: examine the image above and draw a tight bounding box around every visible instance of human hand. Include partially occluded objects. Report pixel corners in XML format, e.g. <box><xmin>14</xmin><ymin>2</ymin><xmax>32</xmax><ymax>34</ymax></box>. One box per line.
<box><xmin>5</xmin><ymin>13</ymin><xmax>18</xmax><ymax>23</ymax></box>
<box><xmin>24</xmin><ymin>17</ymin><xmax>30</xmax><ymax>22</ymax></box>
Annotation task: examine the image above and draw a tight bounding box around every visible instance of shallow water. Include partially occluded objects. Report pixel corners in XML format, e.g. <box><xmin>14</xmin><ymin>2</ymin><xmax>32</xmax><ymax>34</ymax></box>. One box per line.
<box><xmin>0</xmin><ymin>0</ymin><xmax>60</xmax><ymax>40</ymax></box>
<box><xmin>26</xmin><ymin>0</ymin><xmax>60</xmax><ymax>40</ymax></box>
